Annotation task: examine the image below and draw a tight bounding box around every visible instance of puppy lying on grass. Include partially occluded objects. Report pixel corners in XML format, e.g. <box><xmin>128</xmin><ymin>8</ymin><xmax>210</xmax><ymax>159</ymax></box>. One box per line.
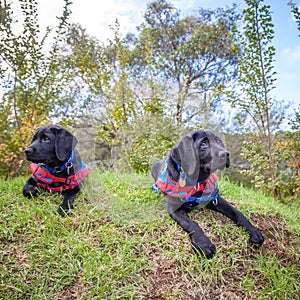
<box><xmin>151</xmin><ymin>130</ymin><xmax>264</xmax><ymax>258</ymax></box>
<box><xmin>23</xmin><ymin>125</ymin><xmax>90</xmax><ymax>217</ymax></box>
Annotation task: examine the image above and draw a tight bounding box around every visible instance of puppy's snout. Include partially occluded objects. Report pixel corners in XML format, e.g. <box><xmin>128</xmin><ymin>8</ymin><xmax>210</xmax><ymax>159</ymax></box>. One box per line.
<box><xmin>25</xmin><ymin>147</ymin><xmax>34</xmax><ymax>155</ymax></box>
<box><xmin>219</xmin><ymin>151</ymin><xmax>229</xmax><ymax>160</ymax></box>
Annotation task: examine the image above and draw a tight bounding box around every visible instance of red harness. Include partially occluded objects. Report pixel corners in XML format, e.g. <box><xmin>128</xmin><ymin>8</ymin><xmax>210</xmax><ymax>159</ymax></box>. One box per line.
<box><xmin>30</xmin><ymin>162</ymin><xmax>91</xmax><ymax>192</ymax></box>
<box><xmin>153</xmin><ymin>158</ymin><xmax>219</xmax><ymax>206</ymax></box>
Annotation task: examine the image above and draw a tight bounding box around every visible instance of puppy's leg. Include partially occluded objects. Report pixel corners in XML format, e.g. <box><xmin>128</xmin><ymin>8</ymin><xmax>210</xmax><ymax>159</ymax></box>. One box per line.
<box><xmin>23</xmin><ymin>177</ymin><xmax>39</xmax><ymax>198</ymax></box>
<box><xmin>168</xmin><ymin>198</ymin><xmax>216</xmax><ymax>259</ymax></box>
<box><xmin>206</xmin><ymin>196</ymin><xmax>264</xmax><ymax>245</ymax></box>
<box><xmin>58</xmin><ymin>186</ymin><xmax>80</xmax><ymax>217</ymax></box>
<box><xmin>151</xmin><ymin>162</ymin><xmax>162</xmax><ymax>180</ymax></box>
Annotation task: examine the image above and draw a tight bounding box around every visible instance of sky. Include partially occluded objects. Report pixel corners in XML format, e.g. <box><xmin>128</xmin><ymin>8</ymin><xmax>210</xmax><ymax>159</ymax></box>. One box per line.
<box><xmin>9</xmin><ymin>0</ymin><xmax>300</xmax><ymax>108</ymax></box>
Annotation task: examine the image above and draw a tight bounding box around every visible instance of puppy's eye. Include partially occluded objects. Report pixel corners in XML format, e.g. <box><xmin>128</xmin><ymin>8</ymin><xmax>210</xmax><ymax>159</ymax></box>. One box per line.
<box><xmin>41</xmin><ymin>136</ymin><xmax>50</xmax><ymax>143</ymax></box>
<box><xmin>200</xmin><ymin>141</ymin><xmax>208</xmax><ymax>148</ymax></box>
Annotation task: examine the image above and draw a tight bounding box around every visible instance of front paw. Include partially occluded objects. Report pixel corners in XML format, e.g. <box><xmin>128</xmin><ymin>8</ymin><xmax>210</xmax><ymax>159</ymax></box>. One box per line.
<box><xmin>249</xmin><ymin>227</ymin><xmax>264</xmax><ymax>245</ymax></box>
<box><xmin>57</xmin><ymin>206</ymin><xmax>68</xmax><ymax>217</ymax></box>
<box><xmin>23</xmin><ymin>185</ymin><xmax>39</xmax><ymax>198</ymax></box>
<box><xmin>190</xmin><ymin>232</ymin><xmax>216</xmax><ymax>259</ymax></box>
<box><xmin>57</xmin><ymin>203</ymin><xmax>74</xmax><ymax>217</ymax></box>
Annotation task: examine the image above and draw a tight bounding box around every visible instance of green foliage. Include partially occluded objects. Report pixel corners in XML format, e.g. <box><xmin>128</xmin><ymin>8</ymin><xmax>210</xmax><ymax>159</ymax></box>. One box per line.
<box><xmin>233</xmin><ymin>0</ymin><xmax>277</xmax><ymax>126</ymax></box>
<box><xmin>227</xmin><ymin>0</ymin><xmax>293</xmax><ymax>199</ymax></box>
<box><xmin>63</xmin><ymin>22</ymin><xmax>137</xmax><ymax>149</ymax></box>
<box><xmin>288</xmin><ymin>1</ymin><xmax>300</xmax><ymax>36</ymax></box>
<box><xmin>64</xmin><ymin>24</ymin><xmax>110</xmax><ymax>95</ymax></box>
<box><xmin>237</xmin><ymin>125</ymin><xmax>300</xmax><ymax>201</ymax></box>
<box><xmin>242</xmin><ymin>107</ymin><xmax>299</xmax><ymax>202</ymax></box>
<box><xmin>127</xmin><ymin>116</ymin><xmax>181</xmax><ymax>173</ymax></box>
<box><xmin>129</xmin><ymin>0</ymin><xmax>240</xmax><ymax>125</ymax></box>
<box><xmin>61</xmin><ymin>1</ymin><xmax>242</xmax><ymax>173</ymax></box>
<box><xmin>275</xmin><ymin>108</ymin><xmax>300</xmax><ymax>199</ymax></box>
<box><xmin>0</xmin><ymin>0</ymin><xmax>298</xmax><ymax>203</ymax></box>
<box><xmin>0</xmin><ymin>0</ymin><xmax>72</xmax><ymax>177</ymax></box>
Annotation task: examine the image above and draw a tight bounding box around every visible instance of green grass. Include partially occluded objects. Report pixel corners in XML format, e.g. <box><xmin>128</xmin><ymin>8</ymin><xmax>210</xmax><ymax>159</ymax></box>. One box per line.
<box><xmin>0</xmin><ymin>171</ymin><xmax>299</xmax><ymax>299</ymax></box>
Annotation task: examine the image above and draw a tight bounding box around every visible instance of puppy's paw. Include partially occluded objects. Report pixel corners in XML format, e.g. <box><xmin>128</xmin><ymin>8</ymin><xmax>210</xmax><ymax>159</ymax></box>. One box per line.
<box><xmin>57</xmin><ymin>206</ymin><xmax>68</xmax><ymax>217</ymax></box>
<box><xmin>57</xmin><ymin>203</ymin><xmax>74</xmax><ymax>217</ymax></box>
<box><xmin>190</xmin><ymin>233</ymin><xmax>216</xmax><ymax>259</ymax></box>
<box><xmin>23</xmin><ymin>185</ymin><xmax>39</xmax><ymax>198</ymax></box>
<box><xmin>249</xmin><ymin>228</ymin><xmax>264</xmax><ymax>246</ymax></box>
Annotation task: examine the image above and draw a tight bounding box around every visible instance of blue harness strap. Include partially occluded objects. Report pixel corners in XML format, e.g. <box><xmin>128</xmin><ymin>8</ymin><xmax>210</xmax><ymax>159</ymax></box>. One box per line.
<box><xmin>45</xmin><ymin>151</ymin><xmax>74</xmax><ymax>173</ymax></box>
<box><xmin>152</xmin><ymin>158</ymin><xmax>219</xmax><ymax>207</ymax></box>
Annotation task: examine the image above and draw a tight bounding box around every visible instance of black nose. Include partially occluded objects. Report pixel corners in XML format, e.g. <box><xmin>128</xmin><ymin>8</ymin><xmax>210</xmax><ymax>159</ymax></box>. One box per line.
<box><xmin>219</xmin><ymin>151</ymin><xmax>230</xmax><ymax>160</ymax></box>
<box><xmin>25</xmin><ymin>147</ymin><xmax>34</xmax><ymax>155</ymax></box>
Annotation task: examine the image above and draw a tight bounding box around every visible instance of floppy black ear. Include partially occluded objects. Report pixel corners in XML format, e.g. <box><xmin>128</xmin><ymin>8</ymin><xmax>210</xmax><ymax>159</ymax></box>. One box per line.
<box><xmin>53</xmin><ymin>127</ymin><xmax>78</xmax><ymax>161</ymax></box>
<box><xmin>170</xmin><ymin>133</ymin><xmax>199</xmax><ymax>181</ymax></box>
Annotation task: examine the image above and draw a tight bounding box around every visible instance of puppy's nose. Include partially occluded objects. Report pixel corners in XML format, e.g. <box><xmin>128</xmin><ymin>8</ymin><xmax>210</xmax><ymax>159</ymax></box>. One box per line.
<box><xmin>219</xmin><ymin>151</ymin><xmax>230</xmax><ymax>160</ymax></box>
<box><xmin>25</xmin><ymin>147</ymin><xmax>34</xmax><ymax>155</ymax></box>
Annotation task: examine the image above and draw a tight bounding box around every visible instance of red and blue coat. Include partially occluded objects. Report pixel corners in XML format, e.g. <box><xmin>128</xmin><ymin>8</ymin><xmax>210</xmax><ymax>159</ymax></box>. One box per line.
<box><xmin>152</xmin><ymin>158</ymin><xmax>219</xmax><ymax>207</ymax></box>
<box><xmin>30</xmin><ymin>161</ymin><xmax>91</xmax><ymax>193</ymax></box>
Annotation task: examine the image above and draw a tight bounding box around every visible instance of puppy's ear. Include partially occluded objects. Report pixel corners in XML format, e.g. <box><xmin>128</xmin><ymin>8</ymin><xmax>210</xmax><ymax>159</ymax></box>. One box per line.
<box><xmin>170</xmin><ymin>133</ymin><xmax>199</xmax><ymax>180</ymax></box>
<box><xmin>53</xmin><ymin>127</ymin><xmax>78</xmax><ymax>161</ymax></box>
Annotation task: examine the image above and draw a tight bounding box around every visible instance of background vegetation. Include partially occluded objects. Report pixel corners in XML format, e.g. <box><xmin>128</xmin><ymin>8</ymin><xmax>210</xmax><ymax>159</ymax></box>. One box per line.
<box><xmin>0</xmin><ymin>0</ymin><xmax>299</xmax><ymax>202</ymax></box>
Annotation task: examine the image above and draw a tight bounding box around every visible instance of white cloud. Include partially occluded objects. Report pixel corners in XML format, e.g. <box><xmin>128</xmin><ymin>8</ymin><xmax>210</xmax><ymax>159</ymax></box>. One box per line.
<box><xmin>282</xmin><ymin>46</ymin><xmax>300</xmax><ymax>63</ymax></box>
<box><xmin>11</xmin><ymin>0</ymin><xmax>240</xmax><ymax>42</ymax></box>
<box><xmin>10</xmin><ymin>0</ymin><xmax>146</xmax><ymax>42</ymax></box>
<box><xmin>280</xmin><ymin>72</ymin><xmax>298</xmax><ymax>80</ymax></box>
<box><xmin>65</xmin><ymin>0</ymin><xmax>145</xmax><ymax>41</ymax></box>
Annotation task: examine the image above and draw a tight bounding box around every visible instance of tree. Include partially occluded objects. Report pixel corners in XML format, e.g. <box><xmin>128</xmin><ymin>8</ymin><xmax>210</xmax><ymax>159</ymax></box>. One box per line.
<box><xmin>277</xmin><ymin>107</ymin><xmax>300</xmax><ymax>199</ymax></box>
<box><xmin>127</xmin><ymin>0</ymin><xmax>240</xmax><ymax>125</ymax></box>
<box><xmin>63</xmin><ymin>22</ymin><xmax>136</xmax><ymax>139</ymax></box>
<box><xmin>288</xmin><ymin>1</ymin><xmax>300</xmax><ymax>36</ymax></box>
<box><xmin>0</xmin><ymin>0</ymin><xmax>72</xmax><ymax>177</ymax></box>
<box><xmin>62</xmin><ymin>1</ymin><xmax>241</xmax><ymax>172</ymax></box>
<box><xmin>63</xmin><ymin>22</ymin><xmax>180</xmax><ymax>172</ymax></box>
<box><xmin>229</xmin><ymin>0</ymin><xmax>286</xmax><ymax>198</ymax></box>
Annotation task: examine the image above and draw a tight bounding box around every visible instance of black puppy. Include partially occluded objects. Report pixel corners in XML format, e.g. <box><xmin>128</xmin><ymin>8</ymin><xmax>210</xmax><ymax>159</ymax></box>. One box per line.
<box><xmin>151</xmin><ymin>130</ymin><xmax>264</xmax><ymax>258</ymax></box>
<box><xmin>23</xmin><ymin>125</ymin><xmax>91</xmax><ymax>216</ymax></box>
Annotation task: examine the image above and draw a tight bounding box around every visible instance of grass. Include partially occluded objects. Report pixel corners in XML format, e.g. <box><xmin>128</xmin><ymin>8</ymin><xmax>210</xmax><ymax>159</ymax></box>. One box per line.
<box><xmin>0</xmin><ymin>170</ymin><xmax>299</xmax><ymax>299</ymax></box>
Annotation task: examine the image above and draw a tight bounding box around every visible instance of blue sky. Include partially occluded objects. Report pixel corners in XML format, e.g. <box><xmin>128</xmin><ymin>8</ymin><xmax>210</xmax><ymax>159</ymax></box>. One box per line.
<box><xmin>11</xmin><ymin>0</ymin><xmax>300</xmax><ymax>108</ymax></box>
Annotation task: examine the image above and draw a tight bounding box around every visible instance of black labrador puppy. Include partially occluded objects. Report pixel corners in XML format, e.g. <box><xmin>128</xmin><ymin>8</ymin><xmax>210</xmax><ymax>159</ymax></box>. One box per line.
<box><xmin>151</xmin><ymin>129</ymin><xmax>264</xmax><ymax>258</ymax></box>
<box><xmin>23</xmin><ymin>125</ymin><xmax>91</xmax><ymax>216</ymax></box>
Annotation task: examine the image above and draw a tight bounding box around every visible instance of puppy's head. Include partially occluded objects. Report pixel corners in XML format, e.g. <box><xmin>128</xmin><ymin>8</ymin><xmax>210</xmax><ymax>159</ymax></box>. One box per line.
<box><xmin>25</xmin><ymin>125</ymin><xmax>78</xmax><ymax>167</ymax></box>
<box><xmin>170</xmin><ymin>130</ymin><xmax>230</xmax><ymax>181</ymax></box>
